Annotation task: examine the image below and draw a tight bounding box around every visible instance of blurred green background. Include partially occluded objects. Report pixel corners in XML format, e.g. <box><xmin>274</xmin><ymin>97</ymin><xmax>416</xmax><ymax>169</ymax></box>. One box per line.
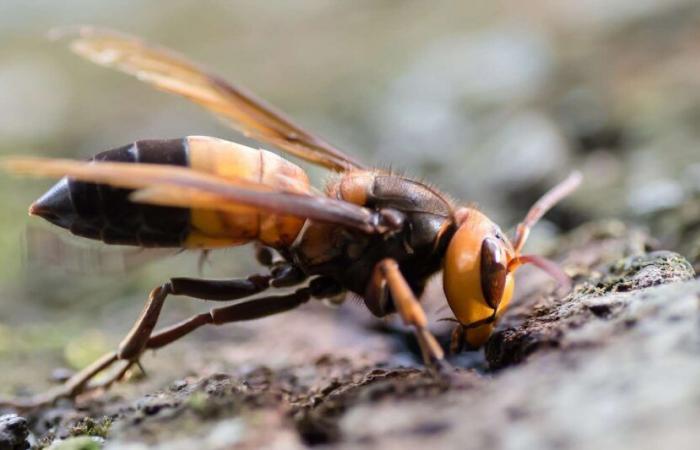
<box><xmin>1</xmin><ymin>0</ymin><xmax>700</xmax><ymax>393</ymax></box>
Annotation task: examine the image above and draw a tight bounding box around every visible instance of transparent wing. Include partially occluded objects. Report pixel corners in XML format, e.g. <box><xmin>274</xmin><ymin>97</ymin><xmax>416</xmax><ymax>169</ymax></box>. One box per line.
<box><xmin>3</xmin><ymin>157</ymin><xmax>381</xmax><ymax>234</ymax></box>
<box><xmin>54</xmin><ymin>26</ymin><xmax>365</xmax><ymax>172</ymax></box>
<box><xmin>24</xmin><ymin>223</ymin><xmax>178</xmax><ymax>275</ymax></box>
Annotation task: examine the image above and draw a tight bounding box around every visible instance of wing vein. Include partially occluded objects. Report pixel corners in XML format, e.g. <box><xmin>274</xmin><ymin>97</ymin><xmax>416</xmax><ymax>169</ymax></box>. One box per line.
<box><xmin>57</xmin><ymin>26</ymin><xmax>366</xmax><ymax>172</ymax></box>
<box><xmin>2</xmin><ymin>157</ymin><xmax>379</xmax><ymax>234</ymax></box>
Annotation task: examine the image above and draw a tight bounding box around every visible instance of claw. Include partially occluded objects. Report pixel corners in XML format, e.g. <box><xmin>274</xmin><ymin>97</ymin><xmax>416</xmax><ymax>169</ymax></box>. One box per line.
<box><xmin>135</xmin><ymin>360</ymin><xmax>147</xmax><ymax>376</ymax></box>
<box><xmin>432</xmin><ymin>357</ymin><xmax>454</xmax><ymax>376</ymax></box>
<box><xmin>429</xmin><ymin>360</ymin><xmax>474</xmax><ymax>389</ymax></box>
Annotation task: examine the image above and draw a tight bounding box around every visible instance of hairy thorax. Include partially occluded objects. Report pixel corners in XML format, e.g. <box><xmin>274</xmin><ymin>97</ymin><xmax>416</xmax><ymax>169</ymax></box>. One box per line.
<box><xmin>291</xmin><ymin>170</ymin><xmax>456</xmax><ymax>315</ymax></box>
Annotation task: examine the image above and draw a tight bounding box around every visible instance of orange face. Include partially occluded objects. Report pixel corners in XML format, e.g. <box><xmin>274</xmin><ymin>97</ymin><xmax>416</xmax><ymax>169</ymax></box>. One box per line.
<box><xmin>443</xmin><ymin>208</ymin><xmax>516</xmax><ymax>348</ymax></box>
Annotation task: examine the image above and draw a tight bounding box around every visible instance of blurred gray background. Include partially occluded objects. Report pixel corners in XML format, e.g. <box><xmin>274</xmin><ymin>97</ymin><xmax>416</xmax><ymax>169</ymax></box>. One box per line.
<box><xmin>1</xmin><ymin>0</ymin><xmax>699</xmax><ymax>392</ymax></box>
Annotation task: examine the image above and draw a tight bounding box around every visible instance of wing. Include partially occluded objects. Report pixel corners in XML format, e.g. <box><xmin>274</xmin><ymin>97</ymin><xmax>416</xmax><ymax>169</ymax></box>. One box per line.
<box><xmin>2</xmin><ymin>157</ymin><xmax>382</xmax><ymax>234</ymax></box>
<box><xmin>52</xmin><ymin>26</ymin><xmax>365</xmax><ymax>172</ymax></box>
<box><xmin>24</xmin><ymin>223</ymin><xmax>178</xmax><ymax>275</ymax></box>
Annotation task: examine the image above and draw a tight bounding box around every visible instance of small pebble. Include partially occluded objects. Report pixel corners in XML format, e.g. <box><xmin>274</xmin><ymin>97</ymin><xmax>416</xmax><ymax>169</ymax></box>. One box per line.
<box><xmin>0</xmin><ymin>414</ymin><xmax>29</xmax><ymax>450</ymax></box>
<box><xmin>169</xmin><ymin>379</ymin><xmax>188</xmax><ymax>392</ymax></box>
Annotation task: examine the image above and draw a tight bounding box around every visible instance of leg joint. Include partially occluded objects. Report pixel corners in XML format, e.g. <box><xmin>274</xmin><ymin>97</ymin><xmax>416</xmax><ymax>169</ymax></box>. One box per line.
<box><xmin>309</xmin><ymin>277</ymin><xmax>343</xmax><ymax>299</ymax></box>
<box><xmin>270</xmin><ymin>263</ymin><xmax>306</xmax><ymax>288</ymax></box>
<box><xmin>378</xmin><ymin>258</ymin><xmax>399</xmax><ymax>276</ymax></box>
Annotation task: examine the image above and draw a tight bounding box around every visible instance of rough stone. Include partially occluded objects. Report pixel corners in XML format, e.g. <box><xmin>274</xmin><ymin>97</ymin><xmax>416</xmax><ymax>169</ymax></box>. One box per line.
<box><xmin>2</xmin><ymin>223</ymin><xmax>699</xmax><ymax>449</ymax></box>
<box><xmin>0</xmin><ymin>414</ymin><xmax>29</xmax><ymax>450</ymax></box>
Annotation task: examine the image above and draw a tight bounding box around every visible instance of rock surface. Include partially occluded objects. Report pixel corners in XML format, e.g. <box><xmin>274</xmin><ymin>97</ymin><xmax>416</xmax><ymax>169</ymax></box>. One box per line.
<box><xmin>1</xmin><ymin>223</ymin><xmax>699</xmax><ymax>449</ymax></box>
<box><xmin>0</xmin><ymin>414</ymin><xmax>29</xmax><ymax>450</ymax></box>
<box><xmin>2</xmin><ymin>2</ymin><xmax>700</xmax><ymax>449</ymax></box>
<box><xmin>357</xmin><ymin>274</ymin><xmax>700</xmax><ymax>450</ymax></box>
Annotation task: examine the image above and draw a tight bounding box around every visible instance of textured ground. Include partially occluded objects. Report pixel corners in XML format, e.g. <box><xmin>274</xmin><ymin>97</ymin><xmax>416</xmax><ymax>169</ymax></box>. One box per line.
<box><xmin>1</xmin><ymin>220</ymin><xmax>699</xmax><ymax>450</ymax></box>
<box><xmin>3</xmin><ymin>2</ymin><xmax>700</xmax><ymax>449</ymax></box>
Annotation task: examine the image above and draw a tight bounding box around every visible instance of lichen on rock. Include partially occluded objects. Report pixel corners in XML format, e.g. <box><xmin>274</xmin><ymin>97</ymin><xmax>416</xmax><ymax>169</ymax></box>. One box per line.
<box><xmin>487</xmin><ymin>228</ymin><xmax>695</xmax><ymax>369</ymax></box>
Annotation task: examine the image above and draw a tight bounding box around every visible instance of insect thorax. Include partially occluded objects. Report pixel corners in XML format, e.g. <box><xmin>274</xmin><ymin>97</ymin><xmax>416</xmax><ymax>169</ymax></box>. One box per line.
<box><xmin>292</xmin><ymin>172</ymin><xmax>456</xmax><ymax>314</ymax></box>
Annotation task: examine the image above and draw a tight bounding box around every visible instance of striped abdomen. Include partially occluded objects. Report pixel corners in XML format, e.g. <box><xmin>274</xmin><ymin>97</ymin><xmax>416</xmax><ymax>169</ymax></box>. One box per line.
<box><xmin>30</xmin><ymin>136</ymin><xmax>311</xmax><ymax>248</ymax></box>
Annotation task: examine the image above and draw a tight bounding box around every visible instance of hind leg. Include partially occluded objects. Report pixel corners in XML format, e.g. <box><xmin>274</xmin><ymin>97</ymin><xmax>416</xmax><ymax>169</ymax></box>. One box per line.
<box><xmin>0</xmin><ymin>268</ymin><xmax>306</xmax><ymax>409</ymax></box>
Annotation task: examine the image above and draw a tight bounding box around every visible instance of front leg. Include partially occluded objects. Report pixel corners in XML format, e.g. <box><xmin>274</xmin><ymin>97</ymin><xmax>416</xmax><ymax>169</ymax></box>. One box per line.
<box><xmin>366</xmin><ymin>258</ymin><xmax>447</xmax><ymax>371</ymax></box>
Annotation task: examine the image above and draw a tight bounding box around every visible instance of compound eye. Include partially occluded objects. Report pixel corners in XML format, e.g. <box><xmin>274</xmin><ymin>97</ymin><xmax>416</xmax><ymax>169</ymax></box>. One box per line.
<box><xmin>480</xmin><ymin>237</ymin><xmax>507</xmax><ymax>309</ymax></box>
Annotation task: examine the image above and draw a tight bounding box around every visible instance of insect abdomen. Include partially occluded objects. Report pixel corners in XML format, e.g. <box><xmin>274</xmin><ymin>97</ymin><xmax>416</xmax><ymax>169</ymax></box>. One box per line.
<box><xmin>184</xmin><ymin>136</ymin><xmax>310</xmax><ymax>249</ymax></box>
<box><xmin>37</xmin><ymin>138</ymin><xmax>191</xmax><ymax>247</ymax></box>
<box><xmin>31</xmin><ymin>136</ymin><xmax>311</xmax><ymax>248</ymax></box>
